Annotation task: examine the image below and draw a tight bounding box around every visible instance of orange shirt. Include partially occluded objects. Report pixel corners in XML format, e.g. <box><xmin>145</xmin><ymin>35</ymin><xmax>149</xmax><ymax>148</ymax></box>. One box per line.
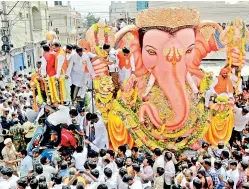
<box><xmin>117</xmin><ymin>51</ymin><xmax>132</xmax><ymax>69</ymax></box>
<box><xmin>214</xmin><ymin>75</ymin><xmax>234</xmax><ymax>94</ymax></box>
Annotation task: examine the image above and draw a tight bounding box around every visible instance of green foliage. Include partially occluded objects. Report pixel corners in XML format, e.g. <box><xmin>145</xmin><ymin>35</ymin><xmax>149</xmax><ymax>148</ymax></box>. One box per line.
<box><xmin>85</xmin><ymin>13</ymin><xmax>100</xmax><ymax>28</ymax></box>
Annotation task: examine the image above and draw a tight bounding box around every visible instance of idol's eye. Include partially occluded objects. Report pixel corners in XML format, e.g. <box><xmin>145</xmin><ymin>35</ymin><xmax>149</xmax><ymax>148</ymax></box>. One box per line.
<box><xmin>146</xmin><ymin>49</ymin><xmax>157</xmax><ymax>55</ymax></box>
<box><xmin>186</xmin><ymin>47</ymin><xmax>194</xmax><ymax>54</ymax></box>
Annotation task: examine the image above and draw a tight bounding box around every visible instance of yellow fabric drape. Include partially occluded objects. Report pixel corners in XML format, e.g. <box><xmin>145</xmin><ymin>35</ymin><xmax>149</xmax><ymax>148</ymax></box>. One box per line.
<box><xmin>200</xmin><ymin>76</ymin><xmax>208</xmax><ymax>93</ymax></box>
<box><xmin>204</xmin><ymin>105</ymin><xmax>234</xmax><ymax>146</ymax></box>
<box><xmin>107</xmin><ymin>112</ymin><xmax>134</xmax><ymax>151</ymax></box>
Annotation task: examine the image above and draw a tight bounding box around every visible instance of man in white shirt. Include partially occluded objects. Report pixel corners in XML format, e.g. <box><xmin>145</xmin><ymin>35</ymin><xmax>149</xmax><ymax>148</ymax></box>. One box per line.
<box><xmin>102</xmin><ymin>44</ymin><xmax>119</xmax><ymax>96</ymax></box>
<box><xmin>152</xmin><ymin>148</ymin><xmax>164</xmax><ymax>175</ymax></box>
<box><xmin>47</xmin><ymin>104</ymin><xmax>77</xmax><ymax>126</ymax></box>
<box><xmin>66</xmin><ymin>47</ymin><xmax>96</xmax><ymax>102</ymax></box>
<box><xmin>180</xmin><ymin>169</ymin><xmax>194</xmax><ymax>189</ymax></box>
<box><xmin>104</xmin><ymin>167</ymin><xmax>118</xmax><ymax>189</ymax></box>
<box><xmin>22</xmin><ymin>86</ymin><xmax>32</xmax><ymax>106</ymax></box>
<box><xmin>20</xmin><ymin>149</ymin><xmax>33</xmax><ymax>177</ymax></box>
<box><xmin>1</xmin><ymin>167</ymin><xmax>18</xmax><ymax>189</ymax></box>
<box><xmin>226</xmin><ymin>160</ymin><xmax>239</xmax><ymax>189</ymax></box>
<box><xmin>72</xmin><ymin>145</ymin><xmax>87</xmax><ymax>171</ymax></box>
<box><xmin>40</xmin><ymin>104</ymin><xmax>78</xmax><ymax>146</ymax></box>
<box><xmin>164</xmin><ymin>151</ymin><xmax>175</xmax><ymax>188</ymax></box>
<box><xmin>63</xmin><ymin>44</ymin><xmax>75</xmax><ymax>103</ymax></box>
<box><xmin>122</xmin><ymin>174</ymin><xmax>143</xmax><ymax>189</ymax></box>
<box><xmin>40</xmin><ymin>156</ymin><xmax>56</xmax><ymax>181</ymax></box>
<box><xmin>229</xmin><ymin>106</ymin><xmax>249</xmax><ymax>146</ymax></box>
<box><xmin>87</xmin><ymin>113</ymin><xmax>109</xmax><ymax>149</ymax></box>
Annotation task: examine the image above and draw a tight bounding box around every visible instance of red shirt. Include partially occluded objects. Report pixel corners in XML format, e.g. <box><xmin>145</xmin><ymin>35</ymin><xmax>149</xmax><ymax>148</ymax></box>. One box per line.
<box><xmin>60</xmin><ymin>128</ymin><xmax>77</xmax><ymax>148</ymax></box>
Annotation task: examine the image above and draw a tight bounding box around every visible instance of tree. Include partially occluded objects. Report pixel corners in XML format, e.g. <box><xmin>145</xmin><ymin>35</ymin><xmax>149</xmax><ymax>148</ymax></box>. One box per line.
<box><xmin>85</xmin><ymin>13</ymin><xmax>100</xmax><ymax>28</ymax></box>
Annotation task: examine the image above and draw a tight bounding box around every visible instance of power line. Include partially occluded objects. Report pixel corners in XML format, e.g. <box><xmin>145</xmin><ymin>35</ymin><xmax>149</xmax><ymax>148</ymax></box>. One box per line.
<box><xmin>6</xmin><ymin>1</ymin><xmax>19</xmax><ymax>15</ymax></box>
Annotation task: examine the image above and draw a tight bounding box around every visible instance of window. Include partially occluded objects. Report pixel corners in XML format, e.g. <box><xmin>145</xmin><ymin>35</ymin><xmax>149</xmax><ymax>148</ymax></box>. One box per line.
<box><xmin>19</xmin><ymin>12</ymin><xmax>23</xmax><ymax>19</ymax></box>
<box><xmin>137</xmin><ymin>1</ymin><xmax>148</xmax><ymax>11</ymax></box>
<box><xmin>32</xmin><ymin>6</ymin><xmax>42</xmax><ymax>30</ymax></box>
<box><xmin>50</xmin><ymin>21</ymin><xmax>53</xmax><ymax>27</ymax></box>
<box><xmin>54</xmin><ymin>1</ymin><xmax>62</xmax><ymax>6</ymax></box>
<box><xmin>26</xmin><ymin>14</ymin><xmax>29</xmax><ymax>18</ymax></box>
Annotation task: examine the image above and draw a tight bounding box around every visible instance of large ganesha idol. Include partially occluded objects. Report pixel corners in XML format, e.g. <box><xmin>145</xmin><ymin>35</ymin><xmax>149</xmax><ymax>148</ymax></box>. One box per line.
<box><xmin>91</xmin><ymin>8</ymin><xmax>246</xmax><ymax>151</ymax></box>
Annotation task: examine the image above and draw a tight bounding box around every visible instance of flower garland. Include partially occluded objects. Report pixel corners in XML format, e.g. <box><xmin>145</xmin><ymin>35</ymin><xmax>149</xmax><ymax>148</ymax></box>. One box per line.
<box><xmin>93</xmin><ymin>24</ymin><xmax>109</xmax><ymax>56</ymax></box>
<box><xmin>31</xmin><ymin>84</ymin><xmax>38</xmax><ymax>112</ymax></box>
<box><xmin>236</xmin><ymin>22</ymin><xmax>246</xmax><ymax>94</ymax></box>
<box><xmin>34</xmin><ymin>79</ymin><xmax>43</xmax><ymax>104</ymax></box>
<box><xmin>116</xmin><ymin>96</ymin><xmax>208</xmax><ymax>152</ymax></box>
<box><xmin>59</xmin><ymin>77</ymin><xmax>66</xmax><ymax>104</ymax></box>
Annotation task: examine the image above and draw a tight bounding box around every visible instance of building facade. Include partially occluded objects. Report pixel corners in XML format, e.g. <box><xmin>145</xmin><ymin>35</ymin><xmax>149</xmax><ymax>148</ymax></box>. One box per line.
<box><xmin>0</xmin><ymin>1</ymin><xmax>49</xmax><ymax>78</ymax></box>
<box><xmin>48</xmin><ymin>1</ymin><xmax>84</xmax><ymax>46</ymax></box>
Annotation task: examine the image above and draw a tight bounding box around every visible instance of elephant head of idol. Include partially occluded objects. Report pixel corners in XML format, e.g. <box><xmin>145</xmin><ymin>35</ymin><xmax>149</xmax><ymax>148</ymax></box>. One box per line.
<box><xmin>114</xmin><ymin>8</ymin><xmax>223</xmax><ymax>144</ymax></box>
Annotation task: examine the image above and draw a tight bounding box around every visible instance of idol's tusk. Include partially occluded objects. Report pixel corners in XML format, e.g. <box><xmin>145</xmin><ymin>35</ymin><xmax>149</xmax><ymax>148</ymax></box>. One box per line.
<box><xmin>142</xmin><ymin>73</ymin><xmax>156</xmax><ymax>98</ymax></box>
<box><xmin>186</xmin><ymin>72</ymin><xmax>198</xmax><ymax>94</ymax></box>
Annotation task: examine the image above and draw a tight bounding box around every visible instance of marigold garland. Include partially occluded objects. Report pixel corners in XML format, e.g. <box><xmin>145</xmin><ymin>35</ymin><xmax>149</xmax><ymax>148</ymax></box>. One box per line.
<box><xmin>228</xmin><ymin>21</ymin><xmax>246</xmax><ymax>95</ymax></box>
<box><xmin>228</xmin><ymin>22</ymin><xmax>234</xmax><ymax>68</ymax></box>
<box><xmin>59</xmin><ymin>77</ymin><xmax>66</xmax><ymax>104</ymax></box>
<box><xmin>34</xmin><ymin>79</ymin><xmax>43</xmax><ymax>104</ymax></box>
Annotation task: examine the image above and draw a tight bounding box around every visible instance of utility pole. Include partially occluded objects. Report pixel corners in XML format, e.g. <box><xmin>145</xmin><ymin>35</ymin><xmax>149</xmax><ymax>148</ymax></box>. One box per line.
<box><xmin>1</xmin><ymin>1</ymin><xmax>9</xmax><ymax>36</ymax></box>
<box><xmin>1</xmin><ymin>1</ymin><xmax>12</xmax><ymax>80</ymax></box>
<box><xmin>28</xmin><ymin>2</ymin><xmax>34</xmax><ymax>42</ymax></box>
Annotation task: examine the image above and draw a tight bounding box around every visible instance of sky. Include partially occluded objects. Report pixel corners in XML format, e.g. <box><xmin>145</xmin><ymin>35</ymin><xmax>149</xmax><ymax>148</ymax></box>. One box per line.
<box><xmin>48</xmin><ymin>1</ymin><xmax>112</xmax><ymax>20</ymax></box>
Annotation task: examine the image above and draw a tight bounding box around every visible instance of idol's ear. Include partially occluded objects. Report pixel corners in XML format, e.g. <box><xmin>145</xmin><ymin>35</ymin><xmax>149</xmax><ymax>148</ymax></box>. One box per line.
<box><xmin>115</xmin><ymin>25</ymin><xmax>148</xmax><ymax>76</ymax></box>
<box><xmin>189</xmin><ymin>21</ymin><xmax>224</xmax><ymax>79</ymax></box>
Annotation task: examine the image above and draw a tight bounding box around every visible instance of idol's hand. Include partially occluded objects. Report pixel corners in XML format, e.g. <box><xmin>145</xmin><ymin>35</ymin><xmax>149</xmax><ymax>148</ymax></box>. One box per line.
<box><xmin>227</xmin><ymin>48</ymin><xmax>246</xmax><ymax>67</ymax></box>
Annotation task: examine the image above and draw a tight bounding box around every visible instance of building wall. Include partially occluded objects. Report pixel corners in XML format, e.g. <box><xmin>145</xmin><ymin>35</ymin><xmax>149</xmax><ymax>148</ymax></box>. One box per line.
<box><xmin>48</xmin><ymin>2</ymin><xmax>83</xmax><ymax>46</ymax></box>
<box><xmin>0</xmin><ymin>1</ymin><xmax>49</xmax><ymax>78</ymax></box>
<box><xmin>4</xmin><ymin>1</ymin><xmax>49</xmax><ymax>48</ymax></box>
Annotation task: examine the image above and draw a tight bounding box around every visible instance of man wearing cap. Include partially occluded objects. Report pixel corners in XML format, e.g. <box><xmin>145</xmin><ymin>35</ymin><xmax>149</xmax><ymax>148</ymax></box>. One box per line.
<box><xmin>205</xmin><ymin>67</ymin><xmax>234</xmax><ymax>108</ymax></box>
<box><xmin>229</xmin><ymin>106</ymin><xmax>249</xmax><ymax>146</ymax></box>
<box><xmin>66</xmin><ymin>46</ymin><xmax>96</xmax><ymax>103</ymax></box>
<box><xmin>1</xmin><ymin>138</ymin><xmax>19</xmax><ymax>175</ymax></box>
